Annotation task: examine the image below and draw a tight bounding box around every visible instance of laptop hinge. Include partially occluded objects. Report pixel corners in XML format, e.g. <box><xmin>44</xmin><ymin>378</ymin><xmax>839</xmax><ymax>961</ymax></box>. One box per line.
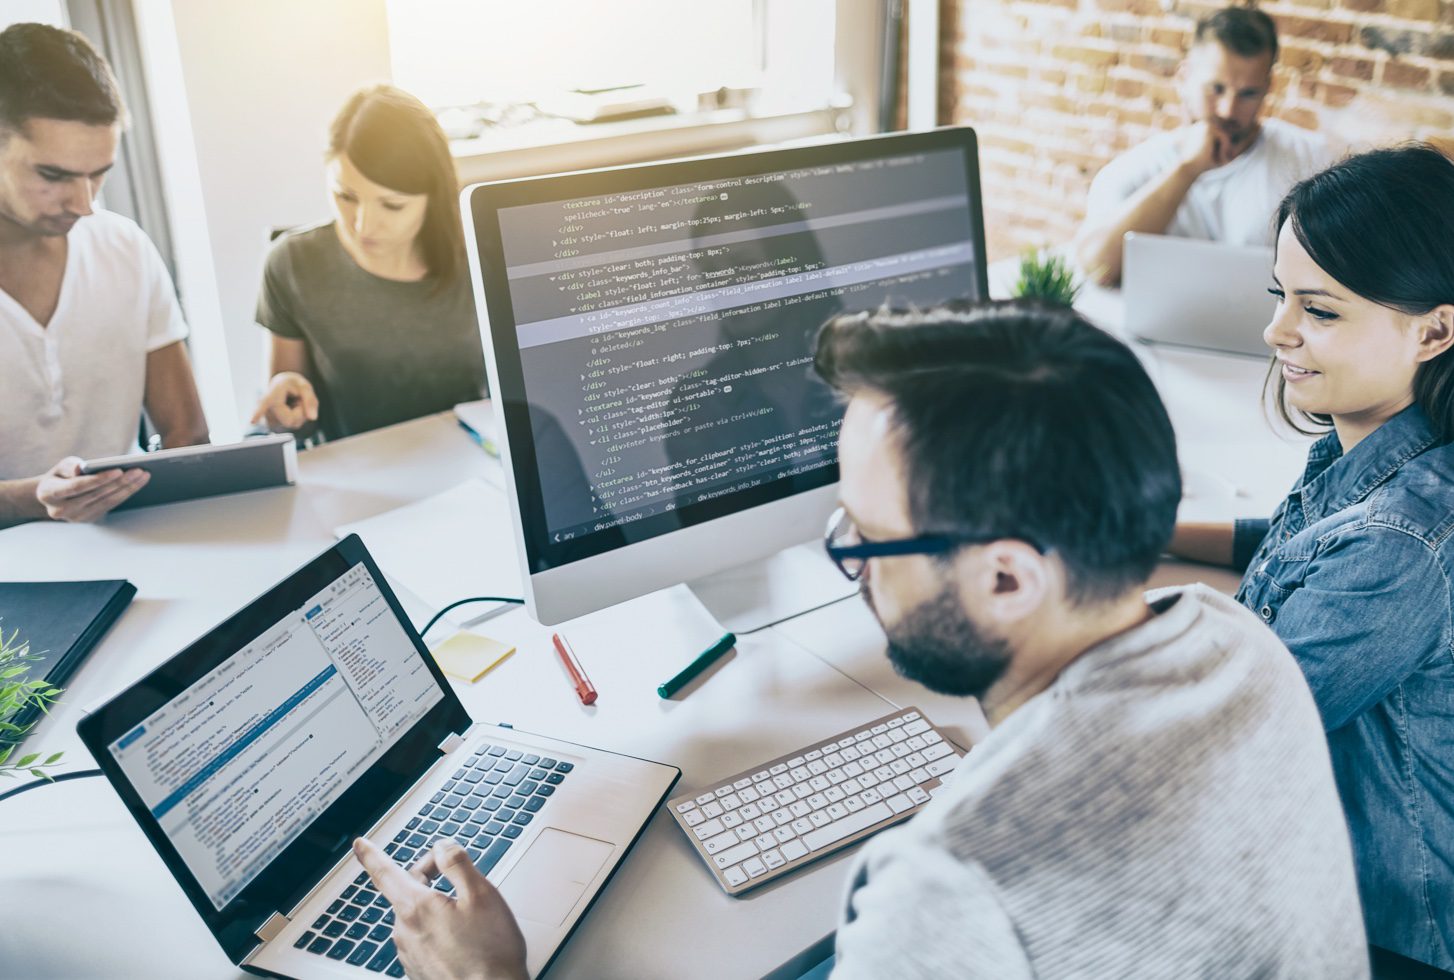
<box><xmin>256</xmin><ymin>911</ymin><xmax>289</xmax><ymax>943</ymax></box>
<box><xmin>438</xmin><ymin>731</ymin><xmax>466</xmax><ymax>755</ymax></box>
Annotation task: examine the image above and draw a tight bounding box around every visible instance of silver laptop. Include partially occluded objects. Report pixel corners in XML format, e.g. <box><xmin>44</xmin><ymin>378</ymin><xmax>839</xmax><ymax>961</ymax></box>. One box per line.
<box><xmin>1122</xmin><ymin>232</ymin><xmax>1276</xmax><ymax>358</ymax></box>
<box><xmin>78</xmin><ymin>534</ymin><xmax>678</xmax><ymax>978</ymax></box>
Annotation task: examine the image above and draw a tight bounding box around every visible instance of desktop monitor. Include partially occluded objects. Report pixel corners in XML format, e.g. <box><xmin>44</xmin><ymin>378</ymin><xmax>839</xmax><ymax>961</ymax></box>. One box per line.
<box><xmin>463</xmin><ymin>127</ymin><xmax>989</xmax><ymax>627</ymax></box>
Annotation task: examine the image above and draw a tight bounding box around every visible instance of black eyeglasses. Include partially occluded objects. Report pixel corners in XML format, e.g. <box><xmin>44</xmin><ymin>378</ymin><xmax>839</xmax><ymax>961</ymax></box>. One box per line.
<box><xmin>822</xmin><ymin>506</ymin><xmax>1047</xmax><ymax>581</ymax></box>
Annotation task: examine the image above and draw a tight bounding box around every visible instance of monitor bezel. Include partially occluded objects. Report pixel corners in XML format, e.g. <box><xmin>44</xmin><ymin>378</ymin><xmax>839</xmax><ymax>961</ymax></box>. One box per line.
<box><xmin>76</xmin><ymin>534</ymin><xmax>472</xmax><ymax>965</ymax></box>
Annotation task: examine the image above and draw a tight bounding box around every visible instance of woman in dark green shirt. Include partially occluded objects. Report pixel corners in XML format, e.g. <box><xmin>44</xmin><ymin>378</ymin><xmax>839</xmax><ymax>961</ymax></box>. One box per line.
<box><xmin>250</xmin><ymin>84</ymin><xmax>485</xmax><ymax>440</ymax></box>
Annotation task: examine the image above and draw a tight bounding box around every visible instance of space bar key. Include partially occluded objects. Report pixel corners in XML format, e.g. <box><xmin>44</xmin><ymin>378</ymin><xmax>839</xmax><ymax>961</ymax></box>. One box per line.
<box><xmin>802</xmin><ymin>802</ymin><xmax>895</xmax><ymax>852</ymax></box>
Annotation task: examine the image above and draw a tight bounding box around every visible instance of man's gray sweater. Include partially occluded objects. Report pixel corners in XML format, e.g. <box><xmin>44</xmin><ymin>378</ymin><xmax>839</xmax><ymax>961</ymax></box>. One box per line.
<box><xmin>832</xmin><ymin>585</ymin><xmax>1368</xmax><ymax>979</ymax></box>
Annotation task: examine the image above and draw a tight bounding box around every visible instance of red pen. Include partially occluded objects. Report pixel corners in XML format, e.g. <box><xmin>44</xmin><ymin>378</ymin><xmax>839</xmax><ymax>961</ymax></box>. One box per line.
<box><xmin>551</xmin><ymin>633</ymin><xmax>598</xmax><ymax>705</ymax></box>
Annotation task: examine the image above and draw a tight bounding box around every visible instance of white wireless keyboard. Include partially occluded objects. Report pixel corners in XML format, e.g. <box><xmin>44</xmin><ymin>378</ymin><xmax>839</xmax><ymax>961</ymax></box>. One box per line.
<box><xmin>667</xmin><ymin>707</ymin><xmax>965</xmax><ymax>895</ymax></box>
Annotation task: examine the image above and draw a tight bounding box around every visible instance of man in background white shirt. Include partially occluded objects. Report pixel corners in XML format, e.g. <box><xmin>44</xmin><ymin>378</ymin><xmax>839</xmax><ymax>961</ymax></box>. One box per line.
<box><xmin>1075</xmin><ymin>5</ymin><xmax>1331</xmax><ymax>286</ymax></box>
<box><xmin>0</xmin><ymin>22</ymin><xmax>208</xmax><ymax>528</ymax></box>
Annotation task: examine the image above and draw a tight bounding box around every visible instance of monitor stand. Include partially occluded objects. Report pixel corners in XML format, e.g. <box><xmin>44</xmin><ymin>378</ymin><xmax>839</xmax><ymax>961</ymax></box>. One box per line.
<box><xmin>687</xmin><ymin>541</ymin><xmax>859</xmax><ymax>634</ymax></box>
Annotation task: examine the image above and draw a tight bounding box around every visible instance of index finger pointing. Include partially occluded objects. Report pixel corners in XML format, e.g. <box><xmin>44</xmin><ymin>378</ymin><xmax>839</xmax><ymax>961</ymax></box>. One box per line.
<box><xmin>353</xmin><ymin>837</ymin><xmax>430</xmax><ymax>909</ymax></box>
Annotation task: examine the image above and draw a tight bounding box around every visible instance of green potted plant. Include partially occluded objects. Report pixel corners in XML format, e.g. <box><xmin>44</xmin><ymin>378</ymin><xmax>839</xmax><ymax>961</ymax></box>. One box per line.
<box><xmin>0</xmin><ymin>624</ymin><xmax>65</xmax><ymax>781</ymax></box>
<box><xmin>1012</xmin><ymin>249</ymin><xmax>1081</xmax><ymax>307</ymax></box>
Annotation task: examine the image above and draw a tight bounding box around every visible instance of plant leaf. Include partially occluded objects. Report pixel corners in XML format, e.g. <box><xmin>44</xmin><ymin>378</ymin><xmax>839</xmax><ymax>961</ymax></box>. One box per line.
<box><xmin>44</xmin><ymin>751</ymin><xmax>63</xmax><ymax>765</ymax></box>
<box><xmin>15</xmin><ymin>752</ymin><xmax>38</xmax><ymax>768</ymax></box>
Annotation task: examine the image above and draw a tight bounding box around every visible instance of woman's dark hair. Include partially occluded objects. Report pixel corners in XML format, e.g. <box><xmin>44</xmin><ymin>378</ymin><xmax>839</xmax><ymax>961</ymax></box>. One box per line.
<box><xmin>1269</xmin><ymin>143</ymin><xmax>1454</xmax><ymax>441</ymax></box>
<box><xmin>814</xmin><ymin>300</ymin><xmax>1181</xmax><ymax>604</ymax></box>
<box><xmin>0</xmin><ymin>23</ymin><xmax>126</xmax><ymax>134</ymax></box>
<box><xmin>328</xmin><ymin>85</ymin><xmax>463</xmax><ymax>288</ymax></box>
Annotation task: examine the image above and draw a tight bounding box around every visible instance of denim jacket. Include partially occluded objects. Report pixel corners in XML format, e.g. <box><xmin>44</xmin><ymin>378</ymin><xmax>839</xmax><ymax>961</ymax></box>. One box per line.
<box><xmin>1234</xmin><ymin>404</ymin><xmax>1454</xmax><ymax>969</ymax></box>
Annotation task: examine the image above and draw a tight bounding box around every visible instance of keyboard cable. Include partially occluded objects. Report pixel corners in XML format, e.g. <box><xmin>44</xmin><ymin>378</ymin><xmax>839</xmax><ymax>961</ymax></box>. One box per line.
<box><xmin>418</xmin><ymin>596</ymin><xmax>524</xmax><ymax>637</ymax></box>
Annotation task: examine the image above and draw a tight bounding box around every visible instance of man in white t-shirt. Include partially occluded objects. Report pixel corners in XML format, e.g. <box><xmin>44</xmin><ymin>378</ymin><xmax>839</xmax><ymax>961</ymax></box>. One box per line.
<box><xmin>1075</xmin><ymin>6</ymin><xmax>1331</xmax><ymax>286</ymax></box>
<box><xmin>0</xmin><ymin>23</ymin><xmax>208</xmax><ymax>528</ymax></box>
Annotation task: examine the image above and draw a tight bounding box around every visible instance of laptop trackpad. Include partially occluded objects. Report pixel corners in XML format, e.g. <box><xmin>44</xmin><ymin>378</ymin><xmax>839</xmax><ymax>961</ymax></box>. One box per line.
<box><xmin>498</xmin><ymin>828</ymin><xmax>615</xmax><ymax>926</ymax></box>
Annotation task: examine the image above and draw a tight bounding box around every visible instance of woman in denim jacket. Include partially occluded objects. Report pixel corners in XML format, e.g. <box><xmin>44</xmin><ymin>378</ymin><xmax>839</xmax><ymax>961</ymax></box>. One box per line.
<box><xmin>1172</xmin><ymin>144</ymin><xmax>1454</xmax><ymax>975</ymax></box>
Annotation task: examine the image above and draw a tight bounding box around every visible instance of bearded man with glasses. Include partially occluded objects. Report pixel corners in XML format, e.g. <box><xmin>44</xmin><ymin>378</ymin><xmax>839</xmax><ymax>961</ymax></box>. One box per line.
<box><xmin>811</xmin><ymin>301</ymin><xmax>1368</xmax><ymax>979</ymax></box>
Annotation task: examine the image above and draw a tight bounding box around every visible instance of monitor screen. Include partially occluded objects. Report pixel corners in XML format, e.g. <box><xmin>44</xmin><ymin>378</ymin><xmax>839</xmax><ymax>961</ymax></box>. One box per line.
<box><xmin>470</xmin><ymin>129</ymin><xmax>987</xmax><ymax>574</ymax></box>
<box><xmin>106</xmin><ymin>561</ymin><xmax>445</xmax><ymax>910</ymax></box>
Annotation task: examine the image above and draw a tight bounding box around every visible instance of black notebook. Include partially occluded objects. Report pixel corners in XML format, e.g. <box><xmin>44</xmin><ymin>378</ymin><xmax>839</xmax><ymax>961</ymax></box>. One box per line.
<box><xmin>0</xmin><ymin>580</ymin><xmax>135</xmax><ymax>739</ymax></box>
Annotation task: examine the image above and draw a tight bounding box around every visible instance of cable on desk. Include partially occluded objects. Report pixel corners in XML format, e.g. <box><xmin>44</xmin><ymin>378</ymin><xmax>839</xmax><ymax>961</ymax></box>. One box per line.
<box><xmin>0</xmin><ymin>768</ymin><xmax>103</xmax><ymax>804</ymax></box>
<box><xmin>419</xmin><ymin>596</ymin><xmax>523</xmax><ymax>638</ymax></box>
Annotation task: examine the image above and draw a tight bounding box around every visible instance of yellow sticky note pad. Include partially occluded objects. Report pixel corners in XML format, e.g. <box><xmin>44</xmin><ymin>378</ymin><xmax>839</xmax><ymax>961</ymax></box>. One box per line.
<box><xmin>431</xmin><ymin>632</ymin><xmax>516</xmax><ymax>682</ymax></box>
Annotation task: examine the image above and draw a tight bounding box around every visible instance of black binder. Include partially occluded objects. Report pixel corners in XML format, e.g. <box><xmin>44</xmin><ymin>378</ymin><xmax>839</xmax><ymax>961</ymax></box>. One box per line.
<box><xmin>0</xmin><ymin>580</ymin><xmax>135</xmax><ymax>740</ymax></box>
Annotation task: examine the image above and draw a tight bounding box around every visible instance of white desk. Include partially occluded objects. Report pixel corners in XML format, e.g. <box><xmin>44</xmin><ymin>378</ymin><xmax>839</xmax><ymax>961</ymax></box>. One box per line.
<box><xmin>0</xmin><ymin>285</ymin><xmax>1312</xmax><ymax>979</ymax></box>
<box><xmin>0</xmin><ymin>416</ymin><xmax>979</xmax><ymax>980</ymax></box>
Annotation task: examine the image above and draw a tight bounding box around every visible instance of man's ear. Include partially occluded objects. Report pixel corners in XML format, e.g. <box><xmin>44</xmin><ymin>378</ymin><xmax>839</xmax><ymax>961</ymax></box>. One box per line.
<box><xmin>958</xmin><ymin>540</ymin><xmax>1052</xmax><ymax>626</ymax></box>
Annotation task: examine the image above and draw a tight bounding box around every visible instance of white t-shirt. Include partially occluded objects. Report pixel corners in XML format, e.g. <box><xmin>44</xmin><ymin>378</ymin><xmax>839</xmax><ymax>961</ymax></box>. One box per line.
<box><xmin>0</xmin><ymin>209</ymin><xmax>188</xmax><ymax>479</ymax></box>
<box><xmin>1085</xmin><ymin>118</ymin><xmax>1332</xmax><ymax>247</ymax></box>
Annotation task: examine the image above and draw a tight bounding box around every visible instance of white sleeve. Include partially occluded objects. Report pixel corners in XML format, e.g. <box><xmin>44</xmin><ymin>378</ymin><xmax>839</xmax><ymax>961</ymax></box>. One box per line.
<box><xmin>138</xmin><ymin>230</ymin><xmax>189</xmax><ymax>353</ymax></box>
<box><xmin>1083</xmin><ymin>137</ymin><xmax>1175</xmax><ymax>226</ymax></box>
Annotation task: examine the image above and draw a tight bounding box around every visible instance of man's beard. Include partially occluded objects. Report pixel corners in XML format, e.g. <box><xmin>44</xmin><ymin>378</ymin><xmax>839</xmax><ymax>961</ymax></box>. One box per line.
<box><xmin>865</xmin><ymin>583</ymin><xmax>1012</xmax><ymax>699</ymax></box>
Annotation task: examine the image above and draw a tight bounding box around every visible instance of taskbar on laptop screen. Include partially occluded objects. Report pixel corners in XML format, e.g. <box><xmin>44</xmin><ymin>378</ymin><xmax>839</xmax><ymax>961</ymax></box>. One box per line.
<box><xmin>481</xmin><ymin>132</ymin><xmax>988</xmax><ymax>572</ymax></box>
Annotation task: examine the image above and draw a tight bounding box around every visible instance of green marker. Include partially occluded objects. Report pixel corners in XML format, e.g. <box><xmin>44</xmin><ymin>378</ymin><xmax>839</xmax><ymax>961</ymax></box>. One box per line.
<box><xmin>657</xmin><ymin>632</ymin><xmax>737</xmax><ymax>698</ymax></box>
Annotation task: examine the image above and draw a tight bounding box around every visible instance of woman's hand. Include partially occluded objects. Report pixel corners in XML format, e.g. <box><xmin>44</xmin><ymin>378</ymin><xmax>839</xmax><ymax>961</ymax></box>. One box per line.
<box><xmin>250</xmin><ymin>372</ymin><xmax>319</xmax><ymax>431</ymax></box>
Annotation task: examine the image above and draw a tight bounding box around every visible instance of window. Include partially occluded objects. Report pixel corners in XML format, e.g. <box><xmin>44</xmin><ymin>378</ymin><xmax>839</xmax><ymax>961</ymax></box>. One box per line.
<box><xmin>385</xmin><ymin>0</ymin><xmax>838</xmax><ymax>136</ymax></box>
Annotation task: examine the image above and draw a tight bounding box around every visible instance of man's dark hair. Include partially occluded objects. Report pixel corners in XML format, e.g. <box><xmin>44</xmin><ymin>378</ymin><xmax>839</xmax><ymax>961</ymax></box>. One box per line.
<box><xmin>1194</xmin><ymin>5</ymin><xmax>1279</xmax><ymax>62</ymax></box>
<box><xmin>0</xmin><ymin>23</ymin><xmax>126</xmax><ymax>134</ymax></box>
<box><xmin>814</xmin><ymin>300</ymin><xmax>1181</xmax><ymax>604</ymax></box>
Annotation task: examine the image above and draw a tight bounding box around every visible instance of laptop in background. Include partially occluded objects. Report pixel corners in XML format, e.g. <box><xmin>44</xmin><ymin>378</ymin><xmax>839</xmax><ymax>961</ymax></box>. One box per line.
<box><xmin>78</xmin><ymin>535</ymin><xmax>678</xmax><ymax>978</ymax></box>
<box><xmin>1121</xmin><ymin>232</ymin><xmax>1276</xmax><ymax>359</ymax></box>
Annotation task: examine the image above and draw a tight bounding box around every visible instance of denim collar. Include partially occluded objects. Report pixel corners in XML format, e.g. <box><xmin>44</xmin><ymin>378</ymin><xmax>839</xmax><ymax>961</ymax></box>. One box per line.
<box><xmin>1294</xmin><ymin>404</ymin><xmax>1440</xmax><ymax>523</ymax></box>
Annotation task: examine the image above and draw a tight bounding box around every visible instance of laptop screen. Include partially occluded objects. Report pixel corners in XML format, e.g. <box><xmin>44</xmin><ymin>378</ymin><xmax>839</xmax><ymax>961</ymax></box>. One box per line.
<box><xmin>105</xmin><ymin>561</ymin><xmax>445</xmax><ymax>910</ymax></box>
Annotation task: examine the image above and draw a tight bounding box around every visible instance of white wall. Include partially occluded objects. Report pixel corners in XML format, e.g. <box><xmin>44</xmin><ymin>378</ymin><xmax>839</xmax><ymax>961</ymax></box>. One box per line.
<box><xmin>134</xmin><ymin>0</ymin><xmax>392</xmax><ymax>435</ymax></box>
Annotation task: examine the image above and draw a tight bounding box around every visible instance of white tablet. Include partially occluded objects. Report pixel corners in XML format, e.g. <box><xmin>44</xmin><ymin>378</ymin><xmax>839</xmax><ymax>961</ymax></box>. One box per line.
<box><xmin>79</xmin><ymin>434</ymin><xmax>298</xmax><ymax>510</ymax></box>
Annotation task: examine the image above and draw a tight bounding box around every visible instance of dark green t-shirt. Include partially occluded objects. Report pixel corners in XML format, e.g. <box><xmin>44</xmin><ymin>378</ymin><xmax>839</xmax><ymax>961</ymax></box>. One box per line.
<box><xmin>256</xmin><ymin>222</ymin><xmax>486</xmax><ymax>439</ymax></box>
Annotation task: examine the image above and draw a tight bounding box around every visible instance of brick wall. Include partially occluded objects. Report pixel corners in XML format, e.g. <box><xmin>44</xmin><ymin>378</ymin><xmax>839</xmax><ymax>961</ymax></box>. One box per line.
<box><xmin>942</xmin><ymin>0</ymin><xmax>1454</xmax><ymax>261</ymax></box>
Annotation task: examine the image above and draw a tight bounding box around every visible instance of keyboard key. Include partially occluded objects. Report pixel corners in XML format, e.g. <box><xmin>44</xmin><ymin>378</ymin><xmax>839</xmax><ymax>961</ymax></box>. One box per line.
<box><xmin>487</xmin><ymin>745</ymin><xmax>507</xmax><ymax>757</ymax></box>
<box><xmin>692</xmin><ymin>818</ymin><xmax>725</xmax><ymax>841</ymax></box>
<box><xmin>308</xmin><ymin>936</ymin><xmax>332</xmax><ymax>955</ymax></box>
<box><xmin>524</xmin><ymin>796</ymin><xmax>545</xmax><ymax>812</ymax></box>
<box><xmin>327</xmin><ymin>900</ymin><xmax>344</xmax><ymax>915</ymax></box>
<box><xmin>369</xmin><ymin>924</ymin><xmax>392</xmax><ymax>942</ymax></box>
<box><xmin>311</xmin><ymin>915</ymin><xmax>329</xmax><ymax>930</ymax></box>
<box><xmin>387</xmin><ymin>960</ymin><xmax>406</xmax><ymax>978</ymax></box>
<box><xmin>907</xmin><ymin>786</ymin><xmax>931</xmax><ymax>805</ymax></box>
<box><xmin>712</xmin><ymin>840</ymin><xmax>759</xmax><ymax>869</ymax></box>
<box><xmin>294</xmin><ymin>930</ymin><xmax>316</xmax><ymax>949</ymax></box>
<box><xmin>369</xmin><ymin>940</ymin><xmax>398</xmax><ymax>972</ymax></box>
<box><xmin>724</xmin><ymin>865</ymin><xmax>749</xmax><ymax>887</ymax></box>
<box><xmin>348</xmin><ymin>940</ymin><xmax>380</xmax><ymax>966</ymax></box>
<box><xmin>324</xmin><ymin>921</ymin><xmax>347</xmax><ymax>938</ymax></box>
<box><xmin>506</xmin><ymin>795</ymin><xmax>528</xmax><ymax>809</ymax></box>
<box><xmin>762</xmin><ymin>849</ymin><xmax>786</xmax><ymax>870</ymax></box>
<box><xmin>485</xmin><ymin>821</ymin><xmax>506</xmax><ymax>835</ymax></box>
<box><xmin>555</xmin><ymin>762</ymin><xmax>574</xmax><ymax>773</ymax></box>
<box><xmin>374</xmin><ymin>894</ymin><xmax>391</xmax><ymax>909</ymax></box>
<box><xmin>926</xmin><ymin>756</ymin><xmax>959</xmax><ymax>778</ymax></box>
<box><xmin>338</xmin><ymin>905</ymin><xmax>360</xmax><ymax>922</ymax></box>
<box><xmin>781</xmin><ymin>839</ymin><xmax>808</xmax><ymax>862</ymax></box>
<box><xmin>361</xmin><ymin>906</ymin><xmax>384</xmax><ymax>924</ymax></box>
<box><xmin>347</xmin><ymin>923</ymin><xmax>368</xmax><ymax>940</ymax></box>
<box><xmin>512</xmin><ymin>812</ymin><xmax>533</xmax><ymax>826</ymax></box>
<box><xmin>886</xmin><ymin>793</ymin><xmax>914</xmax><ymax>814</ymax></box>
<box><xmin>473</xmin><ymin>838</ymin><xmax>513</xmax><ymax>877</ymax></box>
<box><xmin>536</xmin><ymin>784</ymin><xmax>555</xmax><ymax>797</ymax></box>
<box><xmin>441</xmin><ymin>821</ymin><xmax>461</xmax><ymax>835</ymax></box>
<box><xmin>326</xmin><ymin>939</ymin><xmax>356</xmax><ymax>961</ymax></box>
<box><xmin>743</xmin><ymin>857</ymin><xmax>767</xmax><ymax>878</ymax></box>
<box><xmin>419</xmin><ymin>820</ymin><xmax>440</xmax><ymax>834</ymax></box>
<box><xmin>803</xmin><ymin>801</ymin><xmax>893</xmax><ymax>852</ymax></box>
<box><xmin>504</xmin><ymin>825</ymin><xmax>523</xmax><ymax>839</ymax></box>
<box><xmin>504</xmin><ymin>749</ymin><xmax>523</xmax><ymax>761</ymax></box>
<box><xmin>522</xmin><ymin>754</ymin><xmax>539</xmax><ymax>765</ymax></box>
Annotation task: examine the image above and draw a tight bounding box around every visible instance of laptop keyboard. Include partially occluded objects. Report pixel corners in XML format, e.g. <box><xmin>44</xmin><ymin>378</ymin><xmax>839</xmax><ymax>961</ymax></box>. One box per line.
<box><xmin>291</xmin><ymin>741</ymin><xmax>575</xmax><ymax>974</ymax></box>
<box><xmin>667</xmin><ymin>707</ymin><xmax>963</xmax><ymax>895</ymax></box>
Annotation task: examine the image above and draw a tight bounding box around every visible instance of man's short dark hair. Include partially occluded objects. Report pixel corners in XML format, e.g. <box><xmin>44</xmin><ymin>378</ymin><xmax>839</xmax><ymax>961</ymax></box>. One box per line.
<box><xmin>1195</xmin><ymin>5</ymin><xmax>1279</xmax><ymax>62</ymax></box>
<box><xmin>814</xmin><ymin>300</ymin><xmax>1181</xmax><ymax>604</ymax></box>
<box><xmin>0</xmin><ymin>23</ymin><xmax>125</xmax><ymax>134</ymax></box>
